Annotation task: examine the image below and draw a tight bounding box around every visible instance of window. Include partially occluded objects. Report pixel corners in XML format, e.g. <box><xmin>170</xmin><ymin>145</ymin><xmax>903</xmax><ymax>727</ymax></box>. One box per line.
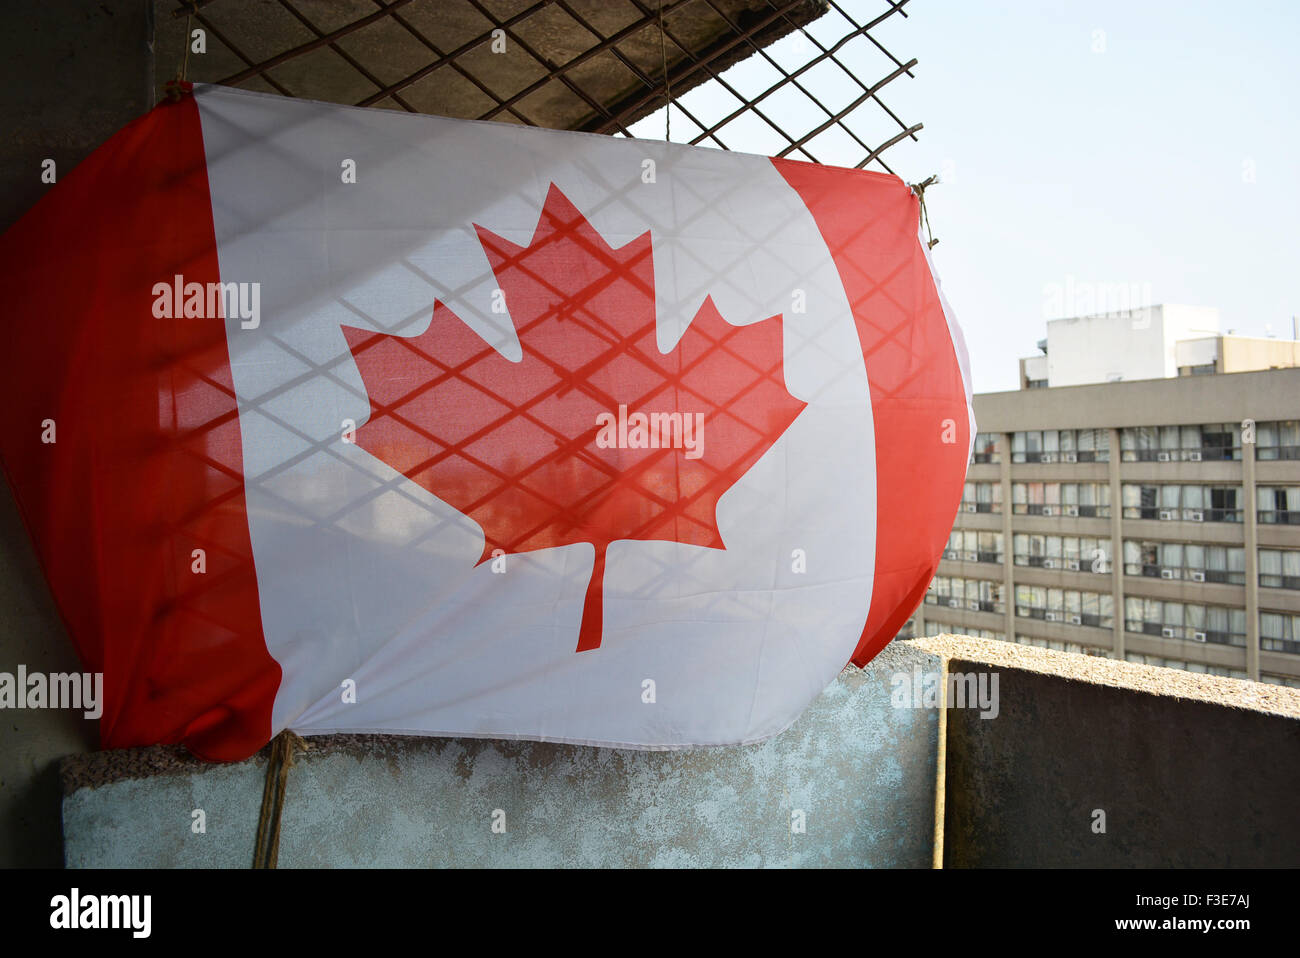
<box><xmin>1123</xmin><ymin>540</ymin><xmax>1244</xmax><ymax>583</ymax></box>
<box><xmin>1260</xmin><ymin>612</ymin><xmax>1300</xmax><ymax>654</ymax></box>
<box><xmin>1198</xmin><ymin>422</ymin><xmax>1240</xmax><ymax>461</ymax></box>
<box><xmin>1013</xmin><ymin>533</ymin><xmax>1048</xmax><ymax>566</ymax></box>
<box><xmin>1258</xmin><ymin>487</ymin><xmax>1300</xmax><ymax>524</ymax></box>
<box><xmin>1017</xmin><ymin>587</ymin><xmax>1110</xmax><ymax>627</ymax></box>
<box><xmin>1257</xmin><ymin>420</ymin><xmax>1300</xmax><ymax>461</ymax></box>
<box><xmin>1012</xmin><ymin>429</ymin><xmax>1109</xmax><ymax>463</ymax></box>
<box><xmin>1075</xmin><ymin>483</ymin><xmax>1110</xmax><ymax>517</ymax></box>
<box><xmin>1076</xmin><ymin>428</ymin><xmax>1109</xmax><ymax>463</ymax></box>
<box><xmin>1080</xmin><ymin>537</ymin><xmax>1109</xmax><ymax>573</ymax></box>
<box><xmin>928</xmin><ymin>575</ymin><xmax>1005</xmax><ymax>613</ymax></box>
<box><xmin>976</xmin><ymin>483</ymin><xmax>1000</xmax><ymax>513</ymax></box>
<box><xmin>1127</xmin><ymin>600</ymin><xmax>1246</xmax><ymax>647</ymax></box>
<box><xmin>944</xmin><ymin>529</ymin><xmax>1001</xmax><ymax>564</ymax></box>
<box><xmin>1122</xmin><ymin>484</ymin><xmax>1158</xmax><ymax>520</ymax></box>
<box><xmin>1207</xmin><ymin>486</ymin><xmax>1241</xmax><ymax>522</ymax></box>
<box><xmin>1121</xmin><ymin>423</ymin><xmax>1240</xmax><ymax>461</ymax></box>
<box><xmin>1259</xmin><ymin>549</ymin><xmax>1300</xmax><ymax>590</ymax></box>
<box><xmin>1121</xmin><ymin>426</ymin><xmax>1160</xmax><ymax>461</ymax></box>
<box><xmin>1013</xmin><ymin>482</ymin><xmax>1053</xmax><ymax>514</ymax></box>
<box><xmin>971</xmin><ymin>432</ymin><xmax>1000</xmax><ymax>464</ymax></box>
<box><xmin>977</xmin><ymin>531</ymin><xmax>1003</xmax><ymax>563</ymax></box>
<box><xmin>1121</xmin><ymin>484</ymin><xmax>1242</xmax><ymax>522</ymax></box>
<box><xmin>960</xmin><ymin>482</ymin><xmax>1001</xmax><ymax>513</ymax></box>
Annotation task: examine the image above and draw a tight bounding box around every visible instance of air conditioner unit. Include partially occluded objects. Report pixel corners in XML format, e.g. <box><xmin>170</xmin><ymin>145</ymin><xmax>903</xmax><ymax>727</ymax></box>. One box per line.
<box><xmin>1062</xmin><ymin>452</ymin><xmax>1078</xmax><ymax>463</ymax></box>
<box><xmin>1158</xmin><ymin>510</ymin><xmax>1175</xmax><ymax>520</ymax></box>
<box><xmin>1042</xmin><ymin>506</ymin><xmax>1054</xmax><ymax>516</ymax></box>
<box><xmin>1192</xmin><ymin>631</ymin><xmax>1207</xmax><ymax>643</ymax></box>
<box><xmin>1161</xmin><ymin>627</ymin><xmax>1177</xmax><ymax>638</ymax></box>
<box><xmin>1157</xmin><ymin>451</ymin><xmax>1171</xmax><ymax>462</ymax></box>
<box><xmin>1067</xmin><ymin>614</ymin><xmax>1082</xmax><ymax>625</ymax></box>
<box><xmin>1063</xmin><ymin>505</ymin><xmax>1079</xmax><ymax>516</ymax></box>
<box><xmin>1045</xmin><ymin>612</ymin><xmax>1060</xmax><ymax>622</ymax></box>
<box><xmin>944</xmin><ymin>550</ymin><xmax>959</xmax><ymax>560</ymax></box>
<box><xmin>963</xmin><ymin>551</ymin><xmax>978</xmax><ymax>562</ymax></box>
<box><xmin>1190</xmin><ymin>570</ymin><xmax>1205</xmax><ymax>582</ymax></box>
<box><xmin>1040</xmin><ymin>453</ymin><xmax>1056</xmax><ymax>463</ymax></box>
<box><xmin>1043</xmin><ymin>558</ymin><xmax>1058</xmax><ymax>569</ymax></box>
<box><xmin>1066</xmin><ymin>559</ymin><xmax>1081</xmax><ymax>571</ymax></box>
<box><xmin>1188</xmin><ymin>510</ymin><xmax>1204</xmax><ymax>522</ymax></box>
<box><xmin>1187</xmin><ymin>451</ymin><xmax>1202</xmax><ymax>462</ymax></box>
<box><xmin>947</xmin><ymin>598</ymin><xmax>960</xmax><ymax>608</ymax></box>
<box><xmin>967</xmin><ymin>600</ymin><xmax>980</xmax><ymax>611</ymax></box>
<box><xmin>1160</xmin><ymin>568</ymin><xmax>1176</xmax><ymax>579</ymax></box>
<box><xmin>963</xmin><ymin>503</ymin><xmax>977</xmax><ymax>512</ymax></box>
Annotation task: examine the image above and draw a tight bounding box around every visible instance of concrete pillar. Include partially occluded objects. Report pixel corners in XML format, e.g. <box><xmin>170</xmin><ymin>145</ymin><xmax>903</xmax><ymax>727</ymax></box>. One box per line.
<box><xmin>1108</xmin><ymin>427</ymin><xmax>1124</xmax><ymax>660</ymax></box>
<box><xmin>1244</xmin><ymin>428</ymin><xmax>1259</xmax><ymax>680</ymax></box>
<box><xmin>1001</xmin><ymin>432</ymin><xmax>1015</xmax><ymax>641</ymax></box>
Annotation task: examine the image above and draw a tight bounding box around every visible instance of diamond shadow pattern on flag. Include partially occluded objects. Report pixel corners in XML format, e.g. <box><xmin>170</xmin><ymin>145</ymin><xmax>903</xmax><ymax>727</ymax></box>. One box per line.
<box><xmin>340</xmin><ymin>183</ymin><xmax>809</xmax><ymax>653</ymax></box>
<box><xmin>193</xmin><ymin>86</ymin><xmax>877</xmax><ymax>747</ymax></box>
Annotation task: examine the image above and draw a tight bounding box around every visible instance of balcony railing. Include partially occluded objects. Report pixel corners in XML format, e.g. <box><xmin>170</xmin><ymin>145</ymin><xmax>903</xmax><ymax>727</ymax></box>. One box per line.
<box><xmin>1122</xmin><ymin>446</ymin><xmax>1239</xmax><ymax>462</ymax></box>
<box><xmin>1260</xmin><ymin>575</ymin><xmax>1300</xmax><ymax>590</ymax></box>
<box><xmin>1263</xmin><ymin>637</ymin><xmax>1300</xmax><ymax>654</ymax></box>
<box><xmin>1014</xmin><ymin>451</ymin><xmax>1108</xmax><ymax>463</ymax></box>
<box><xmin>1257</xmin><ymin>445</ymin><xmax>1300</xmax><ymax>461</ymax></box>
<box><xmin>1126</xmin><ymin>624</ymin><xmax>1245</xmax><ymax>647</ymax></box>
<box><xmin>1126</xmin><ymin>565</ymin><xmax>1245</xmax><ymax>585</ymax></box>
<box><xmin>1122</xmin><ymin>507</ymin><xmax>1241</xmax><ymax>522</ymax></box>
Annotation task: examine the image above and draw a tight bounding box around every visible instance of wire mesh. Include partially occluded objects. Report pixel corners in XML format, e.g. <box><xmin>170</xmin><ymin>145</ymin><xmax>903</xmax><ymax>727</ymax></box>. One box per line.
<box><xmin>166</xmin><ymin>0</ymin><xmax>923</xmax><ymax>173</ymax></box>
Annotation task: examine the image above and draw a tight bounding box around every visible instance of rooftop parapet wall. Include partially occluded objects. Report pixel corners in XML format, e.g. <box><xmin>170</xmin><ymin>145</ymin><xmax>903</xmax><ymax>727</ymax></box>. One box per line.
<box><xmin>59</xmin><ymin>635</ymin><xmax>1300</xmax><ymax>868</ymax></box>
<box><xmin>913</xmin><ymin>635</ymin><xmax>1300</xmax><ymax>868</ymax></box>
<box><xmin>61</xmin><ymin>641</ymin><xmax>943</xmax><ymax>869</ymax></box>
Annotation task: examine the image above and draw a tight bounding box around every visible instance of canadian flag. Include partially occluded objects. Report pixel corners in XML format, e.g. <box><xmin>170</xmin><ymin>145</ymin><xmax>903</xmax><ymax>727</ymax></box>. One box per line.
<box><xmin>0</xmin><ymin>84</ymin><xmax>973</xmax><ymax>761</ymax></box>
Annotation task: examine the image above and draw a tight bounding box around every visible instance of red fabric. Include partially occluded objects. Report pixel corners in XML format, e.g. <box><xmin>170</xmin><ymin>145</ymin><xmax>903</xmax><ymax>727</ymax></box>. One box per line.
<box><xmin>0</xmin><ymin>93</ymin><xmax>279</xmax><ymax>761</ymax></box>
<box><xmin>773</xmin><ymin>159</ymin><xmax>970</xmax><ymax>668</ymax></box>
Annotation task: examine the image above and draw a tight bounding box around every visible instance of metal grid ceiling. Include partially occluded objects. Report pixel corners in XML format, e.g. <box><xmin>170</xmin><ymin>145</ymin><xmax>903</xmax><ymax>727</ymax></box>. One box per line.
<box><xmin>161</xmin><ymin>0</ymin><xmax>921</xmax><ymax>173</ymax></box>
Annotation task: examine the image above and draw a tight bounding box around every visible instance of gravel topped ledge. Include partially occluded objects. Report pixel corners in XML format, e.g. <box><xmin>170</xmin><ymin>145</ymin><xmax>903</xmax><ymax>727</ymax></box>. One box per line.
<box><xmin>907</xmin><ymin>633</ymin><xmax>1300</xmax><ymax>719</ymax></box>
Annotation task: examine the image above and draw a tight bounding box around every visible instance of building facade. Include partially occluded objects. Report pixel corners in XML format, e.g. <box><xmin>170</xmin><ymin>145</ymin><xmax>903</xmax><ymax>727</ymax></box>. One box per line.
<box><xmin>903</xmin><ymin>354</ymin><xmax>1300</xmax><ymax>687</ymax></box>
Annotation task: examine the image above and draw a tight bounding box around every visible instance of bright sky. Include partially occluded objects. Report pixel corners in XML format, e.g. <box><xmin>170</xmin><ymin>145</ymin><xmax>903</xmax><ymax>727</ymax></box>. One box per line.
<box><xmin>626</xmin><ymin>0</ymin><xmax>1300</xmax><ymax>394</ymax></box>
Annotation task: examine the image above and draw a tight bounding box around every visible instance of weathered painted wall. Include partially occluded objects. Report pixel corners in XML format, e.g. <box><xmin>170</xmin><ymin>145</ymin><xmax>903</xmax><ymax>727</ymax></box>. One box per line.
<box><xmin>60</xmin><ymin>636</ymin><xmax>1300</xmax><ymax>867</ymax></box>
<box><xmin>62</xmin><ymin>642</ymin><xmax>943</xmax><ymax>868</ymax></box>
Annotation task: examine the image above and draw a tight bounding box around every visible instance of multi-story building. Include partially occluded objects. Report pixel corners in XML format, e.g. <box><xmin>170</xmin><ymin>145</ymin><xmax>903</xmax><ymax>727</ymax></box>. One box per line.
<box><xmin>901</xmin><ymin>309</ymin><xmax>1300</xmax><ymax>687</ymax></box>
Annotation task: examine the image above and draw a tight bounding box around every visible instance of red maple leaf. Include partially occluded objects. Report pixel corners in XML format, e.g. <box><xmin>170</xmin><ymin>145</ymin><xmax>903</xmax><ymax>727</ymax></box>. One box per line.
<box><xmin>342</xmin><ymin>184</ymin><xmax>806</xmax><ymax>652</ymax></box>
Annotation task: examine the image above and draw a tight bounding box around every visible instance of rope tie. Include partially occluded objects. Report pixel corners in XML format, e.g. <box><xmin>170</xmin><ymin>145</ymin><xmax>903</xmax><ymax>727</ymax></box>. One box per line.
<box><xmin>252</xmin><ymin>729</ymin><xmax>309</xmax><ymax>869</ymax></box>
<box><xmin>910</xmin><ymin>174</ymin><xmax>940</xmax><ymax>249</ymax></box>
<box><xmin>165</xmin><ymin>2</ymin><xmax>199</xmax><ymax>102</ymax></box>
<box><xmin>659</xmin><ymin>0</ymin><xmax>672</xmax><ymax>141</ymax></box>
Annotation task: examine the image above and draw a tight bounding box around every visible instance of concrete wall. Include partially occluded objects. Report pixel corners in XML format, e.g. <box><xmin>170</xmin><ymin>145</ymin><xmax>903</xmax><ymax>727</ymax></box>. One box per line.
<box><xmin>62</xmin><ymin>642</ymin><xmax>943</xmax><ymax>868</ymax></box>
<box><xmin>1046</xmin><ymin>308</ymin><xmax>1169</xmax><ymax>387</ymax></box>
<box><xmin>933</xmin><ymin>644</ymin><xmax>1300</xmax><ymax>867</ymax></box>
<box><xmin>1043</xmin><ymin>306</ymin><xmax>1222</xmax><ymax>387</ymax></box>
<box><xmin>62</xmin><ymin>635</ymin><xmax>1300</xmax><ymax>868</ymax></box>
<box><xmin>1221</xmin><ymin>335</ymin><xmax>1300</xmax><ymax>373</ymax></box>
<box><xmin>0</xmin><ymin>0</ymin><xmax>154</xmax><ymax>868</ymax></box>
<box><xmin>975</xmin><ymin>366</ymin><xmax>1300</xmax><ymax>431</ymax></box>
